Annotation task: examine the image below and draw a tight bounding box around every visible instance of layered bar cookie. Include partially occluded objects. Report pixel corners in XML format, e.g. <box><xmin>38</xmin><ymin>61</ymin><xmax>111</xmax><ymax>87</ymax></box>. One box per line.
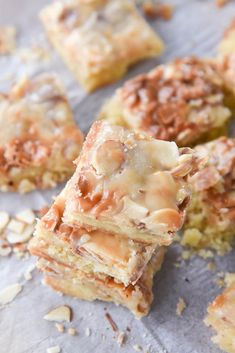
<box><xmin>100</xmin><ymin>57</ymin><xmax>231</xmax><ymax>147</ymax></box>
<box><xmin>29</xmin><ymin>188</ymin><xmax>157</xmax><ymax>286</ymax></box>
<box><xmin>40</xmin><ymin>0</ymin><xmax>164</xmax><ymax>92</ymax></box>
<box><xmin>0</xmin><ymin>74</ymin><xmax>83</xmax><ymax>193</ymax></box>
<box><xmin>205</xmin><ymin>281</ymin><xmax>235</xmax><ymax>353</ymax></box>
<box><xmin>37</xmin><ymin>247</ymin><xmax>165</xmax><ymax>318</ymax></box>
<box><xmin>63</xmin><ymin>120</ymin><xmax>194</xmax><ymax>245</ymax></box>
<box><xmin>182</xmin><ymin>137</ymin><xmax>235</xmax><ymax>254</ymax></box>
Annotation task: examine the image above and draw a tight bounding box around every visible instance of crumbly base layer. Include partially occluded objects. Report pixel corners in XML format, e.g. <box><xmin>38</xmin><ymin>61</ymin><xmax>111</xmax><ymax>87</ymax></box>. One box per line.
<box><xmin>29</xmin><ymin>223</ymin><xmax>158</xmax><ymax>286</ymax></box>
<box><xmin>37</xmin><ymin>248</ymin><xmax>164</xmax><ymax>318</ymax></box>
<box><xmin>182</xmin><ymin>193</ymin><xmax>235</xmax><ymax>254</ymax></box>
<box><xmin>0</xmin><ymin>168</ymin><xmax>73</xmax><ymax>193</ymax></box>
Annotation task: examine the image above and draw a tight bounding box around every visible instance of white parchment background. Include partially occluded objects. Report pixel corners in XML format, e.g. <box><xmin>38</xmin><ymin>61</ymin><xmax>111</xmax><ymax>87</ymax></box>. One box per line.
<box><xmin>0</xmin><ymin>1</ymin><xmax>235</xmax><ymax>353</ymax></box>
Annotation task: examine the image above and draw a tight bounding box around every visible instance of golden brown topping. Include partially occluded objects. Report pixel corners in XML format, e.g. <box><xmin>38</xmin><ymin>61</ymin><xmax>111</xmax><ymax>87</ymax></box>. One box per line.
<box><xmin>2</xmin><ymin>139</ymin><xmax>50</xmax><ymax>170</ymax></box>
<box><xmin>119</xmin><ymin>57</ymin><xmax>230</xmax><ymax>146</ymax></box>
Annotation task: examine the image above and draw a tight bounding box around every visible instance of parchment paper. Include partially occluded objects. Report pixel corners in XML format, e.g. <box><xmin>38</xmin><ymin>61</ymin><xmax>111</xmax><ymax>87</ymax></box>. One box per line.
<box><xmin>1</xmin><ymin>1</ymin><xmax>235</xmax><ymax>353</ymax></box>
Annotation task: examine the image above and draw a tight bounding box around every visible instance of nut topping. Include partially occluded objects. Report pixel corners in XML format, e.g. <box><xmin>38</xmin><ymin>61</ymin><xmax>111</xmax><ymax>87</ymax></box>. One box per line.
<box><xmin>44</xmin><ymin>305</ymin><xmax>72</xmax><ymax>322</ymax></box>
<box><xmin>92</xmin><ymin>140</ymin><xmax>125</xmax><ymax>175</ymax></box>
<box><xmin>0</xmin><ymin>283</ymin><xmax>22</xmax><ymax>305</ymax></box>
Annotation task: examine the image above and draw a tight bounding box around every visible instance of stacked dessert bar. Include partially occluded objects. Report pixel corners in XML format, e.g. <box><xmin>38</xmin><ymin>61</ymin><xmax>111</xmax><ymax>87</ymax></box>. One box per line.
<box><xmin>30</xmin><ymin>121</ymin><xmax>195</xmax><ymax>317</ymax></box>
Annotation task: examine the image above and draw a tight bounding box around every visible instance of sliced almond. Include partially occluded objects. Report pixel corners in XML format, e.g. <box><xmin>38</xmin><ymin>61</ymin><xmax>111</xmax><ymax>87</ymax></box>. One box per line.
<box><xmin>7</xmin><ymin>224</ymin><xmax>34</xmax><ymax>244</ymax></box>
<box><xmin>24</xmin><ymin>264</ymin><xmax>36</xmax><ymax>281</ymax></box>
<box><xmin>67</xmin><ymin>327</ymin><xmax>76</xmax><ymax>336</ymax></box>
<box><xmin>85</xmin><ymin>327</ymin><xmax>91</xmax><ymax>336</ymax></box>
<box><xmin>7</xmin><ymin>219</ymin><xmax>25</xmax><ymax>234</ymax></box>
<box><xmin>0</xmin><ymin>212</ymin><xmax>10</xmax><ymax>231</ymax></box>
<box><xmin>16</xmin><ymin>209</ymin><xmax>35</xmax><ymax>224</ymax></box>
<box><xmin>93</xmin><ymin>140</ymin><xmax>125</xmax><ymax>175</ymax></box>
<box><xmin>44</xmin><ymin>305</ymin><xmax>71</xmax><ymax>322</ymax></box>
<box><xmin>0</xmin><ymin>246</ymin><xmax>12</xmax><ymax>256</ymax></box>
<box><xmin>55</xmin><ymin>323</ymin><xmax>64</xmax><ymax>333</ymax></box>
<box><xmin>122</xmin><ymin>197</ymin><xmax>148</xmax><ymax>220</ymax></box>
<box><xmin>46</xmin><ymin>346</ymin><xmax>61</xmax><ymax>353</ymax></box>
<box><xmin>0</xmin><ymin>283</ymin><xmax>22</xmax><ymax>305</ymax></box>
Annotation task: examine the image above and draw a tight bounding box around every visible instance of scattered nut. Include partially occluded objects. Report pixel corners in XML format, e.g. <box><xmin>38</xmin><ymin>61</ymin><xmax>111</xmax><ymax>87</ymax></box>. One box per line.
<box><xmin>44</xmin><ymin>305</ymin><xmax>72</xmax><ymax>322</ymax></box>
<box><xmin>117</xmin><ymin>331</ymin><xmax>126</xmax><ymax>347</ymax></box>
<box><xmin>0</xmin><ymin>212</ymin><xmax>10</xmax><ymax>231</ymax></box>
<box><xmin>0</xmin><ymin>283</ymin><xmax>22</xmax><ymax>305</ymax></box>
<box><xmin>6</xmin><ymin>224</ymin><xmax>34</xmax><ymax>244</ymax></box>
<box><xmin>67</xmin><ymin>327</ymin><xmax>76</xmax><ymax>336</ymax></box>
<box><xmin>176</xmin><ymin>297</ymin><xmax>186</xmax><ymax>316</ymax></box>
<box><xmin>16</xmin><ymin>209</ymin><xmax>35</xmax><ymax>224</ymax></box>
<box><xmin>133</xmin><ymin>344</ymin><xmax>142</xmax><ymax>352</ymax></box>
<box><xmin>55</xmin><ymin>323</ymin><xmax>65</xmax><ymax>333</ymax></box>
<box><xmin>46</xmin><ymin>346</ymin><xmax>61</xmax><ymax>353</ymax></box>
<box><xmin>7</xmin><ymin>219</ymin><xmax>25</xmax><ymax>234</ymax></box>
<box><xmin>24</xmin><ymin>264</ymin><xmax>36</xmax><ymax>281</ymax></box>
<box><xmin>85</xmin><ymin>327</ymin><xmax>91</xmax><ymax>337</ymax></box>
<box><xmin>0</xmin><ymin>246</ymin><xmax>12</xmax><ymax>256</ymax></box>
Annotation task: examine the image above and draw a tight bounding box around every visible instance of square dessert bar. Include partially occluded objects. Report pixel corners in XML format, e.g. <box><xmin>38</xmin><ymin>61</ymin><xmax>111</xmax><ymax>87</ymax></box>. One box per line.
<box><xmin>30</xmin><ymin>188</ymin><xmax>157</xmax><ymax>286</ymax></box>
<box><xmin>205</xmin><ymin>282</ymin><xmax>235</xmax><ymax>353</ymax></box>
<box><xmin>100</xmin><ymin>57</ymin><xmax>232</xmax><ymax>147</ymax></box>
<box><xmin>40</xmin><ymin>0</ymin><xmax>164</xmax><ymax>92</ymax></box>
<box><xmin>37</xmin><ymin>247</ymin><xmax>165</xmax><ymax>318</ymax></box>
<box><xmin>63</xmin><ymin>120</ymin><xmax>194</xmax><ymax>245</ymax></box>
<box><xmin>182</xmin><ymin>137</ymin><xmax>235</xmax><ymax>254</ymax></box>
<box><xmin>0</xmin><ymin>73</ymin><xmax>83</xmax><ymax>193</ymax></box>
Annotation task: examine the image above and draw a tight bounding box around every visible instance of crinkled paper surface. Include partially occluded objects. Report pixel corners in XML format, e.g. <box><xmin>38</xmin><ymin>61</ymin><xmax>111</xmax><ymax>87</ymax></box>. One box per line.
<box><xmin>0</xmin><ymin>1</ymin><xmax>235</xmax><ymax>353</ymax></box>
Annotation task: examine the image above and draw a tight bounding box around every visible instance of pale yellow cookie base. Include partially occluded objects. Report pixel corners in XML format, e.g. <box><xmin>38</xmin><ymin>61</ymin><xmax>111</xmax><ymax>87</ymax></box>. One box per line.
<box><xmin>38</xmin><ymin>248</ymin><xmax>164</xmax><ymax>318</ymax></box>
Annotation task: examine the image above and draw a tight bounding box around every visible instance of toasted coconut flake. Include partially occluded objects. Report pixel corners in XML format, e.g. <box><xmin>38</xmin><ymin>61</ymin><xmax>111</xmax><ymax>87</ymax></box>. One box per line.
<box><xmin>44</xmin><ymin>305</ymin><xmax>71</xmax><ymax>322</ymax></box>
<box><xmin>0</xmin><ymin>283</ymin><xmax>22</xmax><ymax>305</ymax></box>
<box><xmin>46</xmin><ymin>346</ymin><xmax>61</xmax><ymax>353</ymax></box>
<box><xmin>0</xmin><ymin>212</ymin><xmax>10</xmax><ymax>231</ymax></box>
<box><xmin>16</xmin><ymin>209</ymin><xmax>35</xmax><ymax>224</ymax></box>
